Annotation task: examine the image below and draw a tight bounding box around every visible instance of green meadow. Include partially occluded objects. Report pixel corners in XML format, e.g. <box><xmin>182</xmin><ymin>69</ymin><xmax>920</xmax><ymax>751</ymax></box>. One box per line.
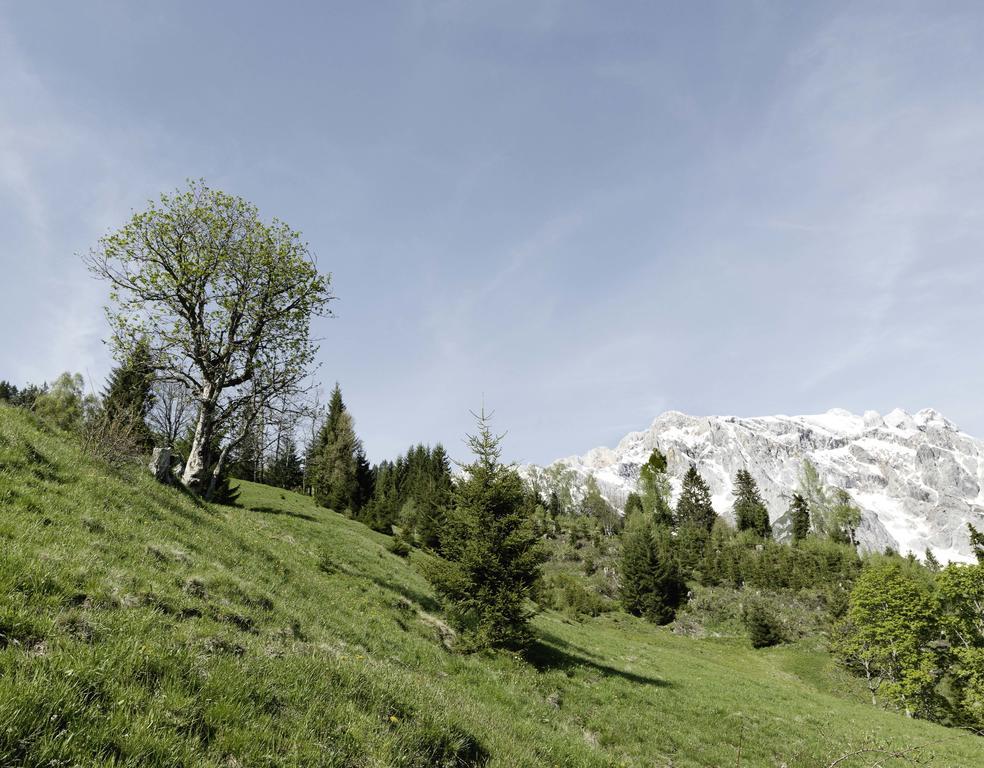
<box><xmin>1</xmin><ymin>404</ymin><xmax>981</xmax><ymax>767</ymax></box>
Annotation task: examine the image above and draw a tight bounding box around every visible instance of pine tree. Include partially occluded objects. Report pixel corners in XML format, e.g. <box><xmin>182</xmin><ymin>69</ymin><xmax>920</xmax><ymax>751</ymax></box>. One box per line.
<box><xmin>623</xmin><ymin>492</ymin><xmax>643</xmax><ymax>520</ymax></box>
<box><xmin>638</xmin><ymin>448</ymin><xmax>673</xmax><ymax>527</ymax></box>
<box><xmin>413</xmin><ymin>444</ymin><xmax>452</xmax><ymax>549</ymax></box>
<box><xmin>0</xmin><ymin>381</ymin><xmax>19</xmax><ymax>402</ymax></box>
<box><xmin>422</xmin><ymin>409</ymin><xmax>545</xmax><ymax>650</ymax></box>
<box><xmin>354</xmin><ymin>446</ymin><xmax>374</xmax><ymax>512</ymax></box>
<box><xmin>311</xmin><ymin>384</ymin><xmax>362</xmax><ymax>514</ymax></box>
<box><xmin>789</xmin><ymin>493</ymin><xmax>811</xmax><ymax>543</ymax></box>
<box><xmin>676</xmin><ymin>464</ymin><xmax>716</xmax><ymax>531</ymax></box>
<box><xmin>733</xmin><ymin>469</ymin><xmax>771</xmax><ymax>537</ymax></box>
<box><xmin>619</xmin><ymin>514</ymin><xmax>686</xmax><ymax>624</ymax></box>
<box><xmin>266</xmin><ymin>437</ymin><xmax>304</xmax><ymax>490</ymax></box>
<box><xmin>362</xmin><ymin>460</ymin><xmax>400</xmax><ymax>532</ymax></box>
<box><xmin>548</xmin><ymin>490</ymin><xmax>563</xmax><ymax>519</ymax></box>
<box><xmin>102</xmin><ymin>339</ymin><xmax>155</xmax><ymax>446</ymax></box>
<box><xmin>744</xmin><ymin>603</ymin><xmax>783</xmax><ymax>648</ymax></box>
<box><xmin>968</xmin><ymin>523</ymin><xmax>984</xmax><ymax>564</ymax></box>
<box><xmin>923</xmin><ymin>548</ymin><xmax>942</xmax><ymax>573</ymax></box>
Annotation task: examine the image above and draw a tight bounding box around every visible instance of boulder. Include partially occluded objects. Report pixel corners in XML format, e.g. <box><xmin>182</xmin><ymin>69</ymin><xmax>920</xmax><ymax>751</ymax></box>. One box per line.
<box><xmin>149</xmin><ymin>447</ymin><xmax>173</xmax><ymax>484</ymax></box>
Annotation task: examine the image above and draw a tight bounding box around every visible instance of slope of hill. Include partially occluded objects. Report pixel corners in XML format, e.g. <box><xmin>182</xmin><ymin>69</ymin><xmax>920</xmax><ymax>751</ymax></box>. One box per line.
<box><xmin>1</xmin><ymin>404</ymin><xmax>982</xmax><ymax>767</ymax></box>
<box><xmin>528</xmin><ymin>409</ymin><xmax>984</xmax><ymax>562</ymax></box>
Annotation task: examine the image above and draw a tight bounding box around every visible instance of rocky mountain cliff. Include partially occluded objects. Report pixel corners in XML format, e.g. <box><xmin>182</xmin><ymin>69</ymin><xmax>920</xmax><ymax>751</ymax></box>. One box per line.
<box><xmin>527</xmin><ymin>408</ymin><xmax>984</xmax><ymax>563</ymax></box>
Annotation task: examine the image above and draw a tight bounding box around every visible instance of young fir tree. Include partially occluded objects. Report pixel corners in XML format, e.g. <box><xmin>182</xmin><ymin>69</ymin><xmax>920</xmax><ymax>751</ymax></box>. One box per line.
<box><xmin>311</xmin><ymin>384</ymin><xmax>362</xmax><ymax>513</ymax></box>
<box><xmin>923</xmin><ymin>548</ymin><xmax>942</xmax><ymax>573</ymax></box>
<box><xmin>413</xmin><ymin>444</ymin><xmax>453</xmax><ymax>549</ymax></box>
<box><xmin>744</xmin><ymin>602</ymin><xmax>783</xmax><ymax>648</ymax></box>
<box><xmin>676</xmin><ymin>464</ymin><xmax>716</xmax><ymax>531</ymax></box>
<box><xmin>354</xmin><ymin>446</ymin><xmax>374</xmax><ymax>512</ymax></box>
<box><xmin>968</xmin><ymin>523</ymin><xmax>984</xmax><ymax>564</ymax></box>
<box><xmin>101</xmin><ymin>338</ymin><xmax>155</xmax><ymax>446</ymax></box>
<box><xmin>362</xmin><ymin>460</ymin><xmax>400</xmax><ymax>532</ymax></box>
<box><xmin>732</xmin><ymin>469</ymin><xmax>771</xmax><ymax>538</ymax></box>
<box><xmin>423</xmin><ymin>410</ymin><xmax>545</xmax><ymax>650</ymax></box>
<box><xmin>623</xmin><ymin>492</ymin><xmax>643</xmax><ymax>520</ymax></box>
<box><xmin>638</xmin><ymin>448</ymin><xmax>673</xmax><ymax>527</ymax></box>
<box><xmin>548</xmin><ymin>490</ymin><xmax>563</xmax><ymax>519</ymax></box>
<box><xmin>266</xmin><ymin>437</ymin><xmax>304</xmax><ymax>490</ymax></box>
<box><xmin>619</xmin><ymin>514</ymin><xmax>686</xmax><ymax>625</ymax></box>
<box><xmin>0</xmin><ymin>381</ymin><xmax>18</xmax><ymax>402</ymax></box>
<box><xmin>789</xmin><ymin>493</ymin><xmax>811</xmax><ymax>543</ymax></box>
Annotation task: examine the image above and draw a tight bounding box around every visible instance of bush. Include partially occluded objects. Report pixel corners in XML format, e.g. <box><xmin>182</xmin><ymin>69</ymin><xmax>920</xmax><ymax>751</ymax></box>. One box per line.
<box><xmin>542</xmin><ymin>572</ymin><xmax>612</xmax><ymax>618</ymax></box>
<box><xmin>744</xmin><ymin>602</ymin><xmax>783</xmax><ymax>648</ymax></box>
<box><xmin>388</xmin><ymin>537</ymin><xmax>412</xmax><ymax>558</ymax></box>
<box><xmin>80</xmin><ymin>410</ymin><xmax>144</xmax><ymax>468</ymax></box>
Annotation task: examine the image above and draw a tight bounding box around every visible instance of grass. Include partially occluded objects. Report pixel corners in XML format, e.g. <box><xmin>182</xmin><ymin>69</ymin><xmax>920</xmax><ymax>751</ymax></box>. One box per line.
<box><xmin>0</xmin><ymin>404</ymin><xmax>981</xmax><ymax>767</ymax></box>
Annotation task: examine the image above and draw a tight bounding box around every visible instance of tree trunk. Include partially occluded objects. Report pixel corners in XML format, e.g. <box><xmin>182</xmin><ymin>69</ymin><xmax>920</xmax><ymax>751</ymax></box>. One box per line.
<box><xmin>205</xmin><ymin>443</ymin><xmax>231</xmax><ymax>501</ymax></box>
<box><xmin>182</xmin><ymin>384</ymin><xmax>217</xmax><ymax>494</ymax></box>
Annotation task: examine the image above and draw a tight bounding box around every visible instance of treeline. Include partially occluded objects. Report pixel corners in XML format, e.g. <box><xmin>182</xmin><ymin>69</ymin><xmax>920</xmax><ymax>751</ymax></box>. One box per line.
<box><xmin>282</xmin><ymin>382</ymin><xmax>454</xmax><ymax>549</ymax></box>
<box><xmin>530</xmin><ymin>447</ymin><xmax>984</xmax><ymax>730</ymax></box>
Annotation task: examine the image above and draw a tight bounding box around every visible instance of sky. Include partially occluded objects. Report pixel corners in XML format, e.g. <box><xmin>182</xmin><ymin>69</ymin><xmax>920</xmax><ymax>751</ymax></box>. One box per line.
<box><xmin>2</xmin><ymin>1</ymin><xmax>984</xmax><ymax>465</ymax></box>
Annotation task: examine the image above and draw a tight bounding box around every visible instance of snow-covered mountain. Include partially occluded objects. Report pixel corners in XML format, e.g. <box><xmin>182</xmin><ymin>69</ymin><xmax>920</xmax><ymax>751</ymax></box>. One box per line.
<box><xmin>526</xmin><ymin>408</ymin><xmax>984</xmax><ymax>563</ymax></box>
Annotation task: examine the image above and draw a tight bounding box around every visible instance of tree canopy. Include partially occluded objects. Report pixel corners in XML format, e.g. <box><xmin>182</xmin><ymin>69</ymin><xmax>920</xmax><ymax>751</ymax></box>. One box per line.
<box><xmin>86</xmin><ymin>180</ymin><xmax>333</xmax><ymax>496</ymax></box>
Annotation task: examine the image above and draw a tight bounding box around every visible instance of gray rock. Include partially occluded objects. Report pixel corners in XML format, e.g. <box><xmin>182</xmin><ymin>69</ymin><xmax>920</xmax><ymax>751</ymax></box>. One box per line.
<box><xmin>149</xmin><ymin>446</ymin><xmax>175</xmax><ymax>484</ymax></box>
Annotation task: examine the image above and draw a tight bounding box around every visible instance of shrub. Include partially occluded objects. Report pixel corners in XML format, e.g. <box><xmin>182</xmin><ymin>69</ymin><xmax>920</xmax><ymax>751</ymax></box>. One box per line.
<box><xmin>744</xmin><ymin>602</ymin><xmax>783</xmax><ymax>648</ymax></box>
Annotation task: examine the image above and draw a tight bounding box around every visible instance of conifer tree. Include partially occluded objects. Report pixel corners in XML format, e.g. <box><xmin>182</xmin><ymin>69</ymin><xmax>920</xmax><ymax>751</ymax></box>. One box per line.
<box><xmin>923</xmin><ymin>548</ymin><xmax>941</xmax><ymax>573</ymax></box>
<box><xmin>968</xmin><ymin>523</ymin><xmax>984</xmax><ymax>564</ymax></box>
<box><xmin>744</xmin><ymin>602</ymin><xmax>783</xmax><ymax>648</ymax></box>
<box><xmin>0</xmin><ymin>381</ymin><xmax>19</xmax><ymax>403</ymax></box>
<box><xmin>676</xmin><ymin>464</ymin><xmax>716</xmax><ymax>531</ymax></box>
<box><xmin>102</xmin><ymin>338</ymin><xmax>155</xmax><ymax>446</ymax></box>
<box><xmin>354</xmin><ymin>446</ymin><xmax>374</xmax><ymax>511</ymax></box>
<box><xmin>619</xmin><ymin>514</ymin><xmax>686</xmax><ymax>624</ymax></box>
<box><xmin>311</xmin><ymin>384</ymin><xmax>362</xmax><ymax>513</ymax></box>
<box><xmin>423</xmin><ymin>409</ymin><xmax>545</xmax><ymax>650</ymax></box>
<box><xmin>790</xmin><ymin>493</ymin><xmax>810</xmax><ymax>543</ymax></box>
<box><xmin>548</xmin><ymin>490</ymin><xmax>563</xmax><ymax>519</ymax></box>
<box><xmin>413</xmin><ymin>444</ymin><xmax>452</xmax><ymax>549</ymax></box>
<box><xmin>266</xmin><ymin>437</ymin><xmax>304</xmax><ymax>490</ymax></box>
<box><xmin>623</xmin><ymin>492</ymin><xmax>643</xmax><ymax>520</ymax></box>
<box><xmin>362</xmin><ymin>460</ymin><xmax>400</xmax><ymax>532</ymax></box>
<box><xmin>638</xmin><ymin>448</ymin><xmax>673</xmax><ymax>527</ymax></box>
<box><xmin>733</xmin><ymin>469</ymin><xmax>771</xmax><ymax>537</ymax></box>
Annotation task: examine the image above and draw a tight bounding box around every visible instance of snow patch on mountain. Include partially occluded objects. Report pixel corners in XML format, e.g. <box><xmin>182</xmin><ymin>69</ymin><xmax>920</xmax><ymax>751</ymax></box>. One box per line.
<box><xmin>526</xmin><ymin>408</ymin><xmax>984</xmax><ymax>563</ymax></box>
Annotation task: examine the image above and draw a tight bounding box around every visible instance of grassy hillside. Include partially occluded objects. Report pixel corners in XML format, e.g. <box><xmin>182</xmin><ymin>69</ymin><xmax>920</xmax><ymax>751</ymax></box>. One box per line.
<box><xmin>1</xmin><ymin>405</ymin><xmax>981</xmax><ymax>767</ymax></box>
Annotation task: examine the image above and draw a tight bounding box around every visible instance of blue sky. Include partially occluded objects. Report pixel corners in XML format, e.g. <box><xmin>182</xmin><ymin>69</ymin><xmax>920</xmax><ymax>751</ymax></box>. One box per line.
<box><xmin>2</xmin><ymin>1</ymin><xmax>984</xmax><ymax>464</ymax></box>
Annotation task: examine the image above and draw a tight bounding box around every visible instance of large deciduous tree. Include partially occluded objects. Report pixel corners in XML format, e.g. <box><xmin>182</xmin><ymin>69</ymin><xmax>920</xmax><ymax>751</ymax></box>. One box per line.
<box><xmin>831</xmin><ymin>561</ymin><xmax>942</xmax><ymax>718</ymax></box>
<box><xmin>86</xmin><ymin>180</ymin><xmax>333</xmax><ymax>496</ymax></box>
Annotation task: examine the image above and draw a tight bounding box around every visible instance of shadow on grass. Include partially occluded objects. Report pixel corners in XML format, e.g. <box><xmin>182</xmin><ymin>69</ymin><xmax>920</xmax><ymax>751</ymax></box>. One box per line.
<box><xmin>243</xmin><ymin>504</ymin><xmax>317</xmax><ymax>523</ymax></box>
<box><xmin>367</xmin><ymin>575</ymin><xmax>442</xmax><ymax>613</ymax></box>
<box><xmin>525</xmin><ymin>632</ymin><xmax>671</xmax><ymax>687</ymax></box>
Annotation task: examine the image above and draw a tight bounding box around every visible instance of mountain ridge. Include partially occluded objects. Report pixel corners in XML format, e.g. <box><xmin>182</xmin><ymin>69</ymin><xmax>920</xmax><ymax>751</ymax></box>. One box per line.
<box><xmin>527</xmin><ymin>407</ymin><xmax>984</xmax><ymax>563</ymax></box>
